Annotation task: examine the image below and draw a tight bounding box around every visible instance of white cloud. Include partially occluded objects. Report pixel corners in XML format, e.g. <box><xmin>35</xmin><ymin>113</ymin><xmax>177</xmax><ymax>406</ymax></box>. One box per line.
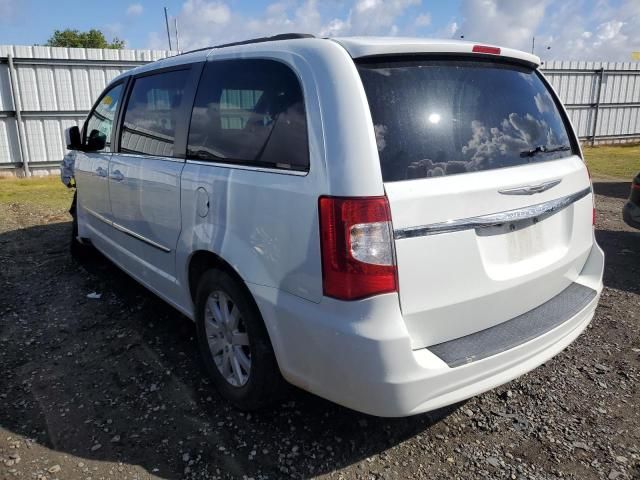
<box><xmin>444</xmin><ymin>21</ymin><xmax>458</xmax><ymax>37</ymax></box>
<box><xmin>321</xmin><ymin>18</ymin><xmax>349</xmax><ymax>37</ymax></box>
<box><xmin>105</xmin><ymin>22</ymin><xmax>124</xmax><ymax>35</ymax></box>
<box><xmin>539</xmin><ymin>0</ymin><xmax>640</xmax><ymax>61</ymax></box>
<box><xmin>0</xmin><ymin>0</ymin><xmax>15</xmax><ymax>23</ymax></box>
<box><xmin>415</xmin><ymin>13</ymin><xmax>431</xmax><ymax>28</ymax></box>
<box><xmin>453</xmin><ymin>0</ymin><xmax>640</xmax><ymax>61</ymax></box>
<box><xmin>453</xmin><ymin>0</ymin><xmax>549</xmax><ymax>51</ymax></box>
<box><xmin>348</xmin><ymin>0</ymin><xmax>421</xmax><ymax>35</ymax></box>
<box><xmin>126</xmin><ymin>3</ymin><xmax>144</xmax><ymax>16</ymax></box>
<box><xmin>184</xmin><ymin>0</ymin><xmax>231</xmax><ymax>25</ymax></box>
<box><xmin>595</xmin><ymin>20</ymin><xmax>623</xmax><ymax>41</ymax></box>
<box><xmin>146</xmin><ymin>0</ymin><xmax>640</xmax><ymax>61</ymax></box>
<box><xmin>149</xmin><ymin>0</ymin><xmax>424</xmax><ymax>50</ymax></box>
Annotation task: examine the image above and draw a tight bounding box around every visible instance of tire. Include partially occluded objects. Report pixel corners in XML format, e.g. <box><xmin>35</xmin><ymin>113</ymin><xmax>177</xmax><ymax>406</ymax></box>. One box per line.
<box><xmin>70</xmin><ymin>209</ymin><xmax>94</xmax><ymax>260</ymax></box>
<box><xmin>69</xmin><ymin>191</ymin><xmax>95</xmax><ymax>260</ymax></box>
<box><xmin>195</xmin><ymin>269</ymin><xmax>285</xmax><ymax>410</ymax></box>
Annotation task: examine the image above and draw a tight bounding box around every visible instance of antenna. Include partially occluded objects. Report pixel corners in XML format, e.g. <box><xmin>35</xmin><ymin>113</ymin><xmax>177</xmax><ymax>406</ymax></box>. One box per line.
<box><xmin>174</xmin><ymin>17</ymin><xmax>180</xmax><ymax>52</ymax></box>
<box><xmin>164</xmin><ymin>7</ymin><xmax>173</xmax><ymax>50</ymax></box>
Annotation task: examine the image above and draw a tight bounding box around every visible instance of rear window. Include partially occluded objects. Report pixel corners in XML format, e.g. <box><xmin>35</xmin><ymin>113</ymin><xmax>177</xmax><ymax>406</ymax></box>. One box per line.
<box><xmin>358</xmin><ymin>59</ymin><xmax>576</xmax><ymax>182</ymax></box>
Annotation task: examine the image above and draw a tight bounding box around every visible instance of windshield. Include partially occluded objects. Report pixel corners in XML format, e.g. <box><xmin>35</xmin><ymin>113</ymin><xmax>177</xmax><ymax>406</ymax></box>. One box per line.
<box><xmin>357</xmin><ymin>59</ymin><xmax>576</xmax><ymax>182</ymax></box>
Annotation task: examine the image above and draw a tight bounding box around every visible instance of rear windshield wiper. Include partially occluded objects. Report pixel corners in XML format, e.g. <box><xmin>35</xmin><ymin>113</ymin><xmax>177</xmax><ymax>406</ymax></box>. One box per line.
<box><xmin>520</xmin><ymin>144</ymin><xmax>571</xmax><ymax>158</ymax></box>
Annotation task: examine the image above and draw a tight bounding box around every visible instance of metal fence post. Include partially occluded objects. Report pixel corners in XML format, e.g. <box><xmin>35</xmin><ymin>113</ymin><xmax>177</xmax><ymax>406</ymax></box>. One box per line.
<box><xmin>591</xmin><ymin>67</ymin><xmax>605</xmax><ymax>146</ymax></box>
<box><xmin>7</xmin><ymin>54</ymin><xmax>30</xmax><ymax>176</ymax></box>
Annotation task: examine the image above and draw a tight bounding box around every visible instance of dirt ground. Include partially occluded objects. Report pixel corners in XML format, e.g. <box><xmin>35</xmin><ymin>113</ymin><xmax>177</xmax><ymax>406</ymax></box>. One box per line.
<box><xmin>0</xmin><ymin>180</ymin><xmax>638</xmax><ymax>480</ymax></box>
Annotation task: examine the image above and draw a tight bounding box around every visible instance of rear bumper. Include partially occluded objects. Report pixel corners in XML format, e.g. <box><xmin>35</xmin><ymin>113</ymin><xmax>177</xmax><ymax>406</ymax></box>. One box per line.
<box><xmin>251</xmin><ymin>242</ymin><xmax>604</xmax><ymax>417</ymax></box>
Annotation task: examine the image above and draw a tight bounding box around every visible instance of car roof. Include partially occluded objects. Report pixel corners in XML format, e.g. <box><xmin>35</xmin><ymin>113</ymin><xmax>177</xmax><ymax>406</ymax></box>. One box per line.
<box><xmin>112</xmin><ymin>35</ymin><xmax>540</xmax><ymax>84</ymax></box>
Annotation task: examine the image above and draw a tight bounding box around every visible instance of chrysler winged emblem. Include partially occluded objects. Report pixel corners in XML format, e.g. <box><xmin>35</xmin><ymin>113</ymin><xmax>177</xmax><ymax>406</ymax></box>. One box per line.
<box><xmin>498</xmin><ymin>179</ymin><xmax>562</xmax><ymax>195</ymax></box>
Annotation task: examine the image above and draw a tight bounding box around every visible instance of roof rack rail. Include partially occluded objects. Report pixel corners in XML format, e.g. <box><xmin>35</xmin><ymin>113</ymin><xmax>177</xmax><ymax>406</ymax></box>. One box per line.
<box><xmin>176</xmin><ymin>33</ymin><xmax>315</xmax><ymax>57</ymax></box>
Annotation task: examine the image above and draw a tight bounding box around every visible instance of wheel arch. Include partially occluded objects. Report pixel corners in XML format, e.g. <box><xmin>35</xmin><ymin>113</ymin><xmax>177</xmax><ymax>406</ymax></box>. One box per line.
<box><xmin>188</xmin><ymin>250</ymin><xmax>247</xmax><ymax>304</ymax></box>
<box><xmin>187</xmin><ymin>249</ymin><xmax>287</xmax><ymax>372</ymax></box>
<box><xmin>189</xmin><ymin>249</ymin><xmax>287</xmax><ymax>406</ymax></box>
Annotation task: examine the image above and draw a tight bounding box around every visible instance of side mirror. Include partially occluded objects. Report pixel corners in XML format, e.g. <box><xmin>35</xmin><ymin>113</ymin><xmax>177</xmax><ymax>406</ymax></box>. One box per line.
<box><xmin>86</xmin><ymin>129</ymin><xmax>107</xmax><ymax>151</ymax></box>
<box><xmin>65</xmin><ymin>126</ymin><xmax>82</xmax><ymax>150</ymax></box>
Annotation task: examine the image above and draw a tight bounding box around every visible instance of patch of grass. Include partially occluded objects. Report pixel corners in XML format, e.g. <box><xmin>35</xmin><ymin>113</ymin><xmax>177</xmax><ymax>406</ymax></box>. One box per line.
<box><xmin>0</xmin><ymin>176</ymin><xmax>73</xmax><ymax>211</ymax></box>
<box><xmin>583</xmin><ymin>144</ymin><xmax>640</xmax><ymax>180</ymax></box>
<box><xmin>0</xmin><ymin>144</ymin><xmax>638</xmax><ymax>211</ymax></box>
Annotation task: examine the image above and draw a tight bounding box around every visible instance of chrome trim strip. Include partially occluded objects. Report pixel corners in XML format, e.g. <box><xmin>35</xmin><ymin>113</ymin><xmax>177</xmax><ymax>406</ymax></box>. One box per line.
<box><xmin>394</xmin><ymin>187</ymin><xmax>591</xmax><ymax>239</ymax></box>
<box><xmin>112</xmin><ymin>223</ymin><xmax>172</xmax><ymax>253</ymax></box>
<box><xmin>498</xmin><ymin>179</ymin><xmax>562</xmax><ymax>195</ymax></box>
<box><xmin>114</xmin><ymin>152</ymin><xmax>186</xmax><ymax>163</ymax></box>
<box><xmin>84</xmin><ymin>206</ymin><xmax>111</xmax><ymax>225</ymax></box>
<box><xmin>84</xmin><ymin>207</ymin><xmax>171</xmax><ymax>252</ymax></box>
<box><xmin>185</xmin><ymin>159</ymin><xmax>308</xmax><ymax>176</ymax></box>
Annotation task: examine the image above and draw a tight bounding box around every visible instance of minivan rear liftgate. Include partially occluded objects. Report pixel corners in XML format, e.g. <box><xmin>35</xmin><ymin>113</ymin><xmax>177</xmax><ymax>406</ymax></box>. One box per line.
<box><xmin>358</xmin><ymin>55</ymin><xmax>597</xmax><ymax>355</ymax></box>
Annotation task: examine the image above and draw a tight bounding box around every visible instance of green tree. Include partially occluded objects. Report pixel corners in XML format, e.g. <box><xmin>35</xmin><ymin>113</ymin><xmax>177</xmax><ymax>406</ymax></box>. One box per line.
<box><xmin>45</xmin><ymin>29</ymin><xmax>125</xmax><ymax>49</ymax></box>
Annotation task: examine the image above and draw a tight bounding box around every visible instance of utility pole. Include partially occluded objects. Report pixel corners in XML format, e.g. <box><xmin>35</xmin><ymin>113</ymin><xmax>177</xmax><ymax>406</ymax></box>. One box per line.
<box><xmin>531</xmin><ymin>36</ymin><xmax>535</xmax><ymax>55</ymax></box>
<box><xmin>164</xmin><ymin>7</ymin><xmax>173</xmax><ymax>50</ymax></box>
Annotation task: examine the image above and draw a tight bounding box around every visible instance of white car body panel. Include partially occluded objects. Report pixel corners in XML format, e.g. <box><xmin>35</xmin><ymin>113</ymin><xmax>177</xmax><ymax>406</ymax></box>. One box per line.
<box><xmin>386</xmin><ymin>157</ymin><xmax>594</xmax><ymax>348</ymax></box>
<box><xmin>74</xmin><ymin>151</ymin><xmax>112</xmax><ymax>237</ymax></box>
<box><xmin>73</xmin><ymin>36</ymin><xmax>604</xmax><ymax>417</ymax></box>
<box><xmin>177</xmin><ymin>162</ymin><xmax>324</xmax><ymax>308</ymax></box>
<box><xmin>252</xmin><ymin>242</ymin><xmax>603</xmax><ymax>416</ymax></box>
<box><xmin>331</xmin><ymin>37</ymin><xmax>541</xmax><ymax>64</ymax></box>
<box><xmin>251</xmin><ymin>243</ymin><xmax>603</xmax><ymax>416</ymax></box>
<box><xmin>107</xmin><ymin>154</ymin><xmax>184</xmax><ymax>300</ymax></box>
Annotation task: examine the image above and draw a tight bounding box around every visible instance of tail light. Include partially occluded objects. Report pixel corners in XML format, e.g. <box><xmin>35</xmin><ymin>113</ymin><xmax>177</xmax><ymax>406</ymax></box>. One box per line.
<box><xmin>318</xmin><ymin>196</ymin><xmax>397</xmax><ymax>300</ymax></box>
<box><xmin>472</xmin><ymin>45</ymin><xmax>501</xmax><ymax>55</ymax></box>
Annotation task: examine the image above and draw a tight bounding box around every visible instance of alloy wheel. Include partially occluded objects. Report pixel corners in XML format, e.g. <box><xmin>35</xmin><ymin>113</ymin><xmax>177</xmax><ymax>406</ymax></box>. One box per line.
<box><xmin>204</xmin><ymin>290</ymin><xmax>251</xmax><ymax>387</ymax></box>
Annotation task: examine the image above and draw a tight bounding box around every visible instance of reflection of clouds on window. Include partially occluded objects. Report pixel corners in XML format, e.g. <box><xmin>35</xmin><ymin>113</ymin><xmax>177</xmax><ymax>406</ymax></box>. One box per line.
<box><xmin>406</xmin><ymin>158</ymin><xmax>471</xmax><ymax>179</ymax></box>
<box><xmin>371</xmin><ymin>68</ymin><xmax>393</xmax><ymax>77</ymax></box>
<box><xmin>374</xmin><ymin>124</ymin><xmax>388</xmax><ymax>151</ymax></box>
<box><xmin>518</xmin><ymin>72</ymin><xmax>536</xmax><ymax>85</ymax></box>
<box><xmin>462</xmin><ymin>113</ymin><xmax>563</xmax><ymax>169</ymax></box>
<box><xmin>358</xmin><ymin>61</ymin><xmax>574</xmax><ymax>182</ymax></box>
<box><xmin>534</xmin><ymin>91</ymin><xmax>554</xmax><ymax>114</ymax></box>
<box><xmin>190</xmin><ymin>106</ymin><xmax>209</xmax><ymax>124</ymax></box>
<box><xmin>125</xmin><ymin>104</ymin><xmax>174</xmax><ymax>136</ymax></box>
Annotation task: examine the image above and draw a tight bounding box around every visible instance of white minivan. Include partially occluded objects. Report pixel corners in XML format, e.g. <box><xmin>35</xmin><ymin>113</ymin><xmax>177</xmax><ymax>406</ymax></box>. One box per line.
<box><xmin>67</xmin><ymin>34</ymin><xmax>604</xmax><ymax>417</ymax></box>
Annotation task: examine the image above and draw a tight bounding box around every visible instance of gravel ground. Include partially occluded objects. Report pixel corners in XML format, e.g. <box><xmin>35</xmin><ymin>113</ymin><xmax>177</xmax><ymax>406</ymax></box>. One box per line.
<box><xmin>0</xmin><ymin>180</ymin><xmax>638</xmax><ymax>480</ymax></box>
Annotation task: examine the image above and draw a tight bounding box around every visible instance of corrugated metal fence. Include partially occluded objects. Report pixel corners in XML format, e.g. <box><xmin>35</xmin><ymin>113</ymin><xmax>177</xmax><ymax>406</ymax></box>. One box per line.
<box><xmin>542</xmin><ymin>60</ymin><xmax>640</xmax><ymax>145</ymax></box>
<box><xmin>0</xmin><ymin>46</ymin><xmax>638</xmax><ymax>176</ymax></box>
<box><xmin>0</xmin><ymin>45</ymin><xmax>174</xmax><ymax>176</ymax></box>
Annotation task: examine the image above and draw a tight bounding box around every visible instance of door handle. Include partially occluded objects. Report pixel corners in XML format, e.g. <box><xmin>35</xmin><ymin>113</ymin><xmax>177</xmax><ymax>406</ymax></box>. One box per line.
<box><xmin>110</xmin><ymin>170</ymin><xmax>124</xmax><ymax>182</ymax></box>
<box><xmin>95</xmin><ymin>166</ymin><xmax>108</xmax><ymax>177</ymax></box>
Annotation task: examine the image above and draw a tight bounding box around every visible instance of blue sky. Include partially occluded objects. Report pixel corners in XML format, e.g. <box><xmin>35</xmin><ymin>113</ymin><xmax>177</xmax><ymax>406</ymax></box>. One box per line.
<box><xmin>0</xmin><ymin>0</ymin><xmax>638</xmax><ymax>60</ymax></box>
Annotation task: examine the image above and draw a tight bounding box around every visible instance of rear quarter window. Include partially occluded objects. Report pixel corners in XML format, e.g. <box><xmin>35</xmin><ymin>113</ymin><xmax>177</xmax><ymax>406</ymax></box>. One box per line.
<box><xmin>357</xmin><ymin>59</ymin><xmax>576</xmax><ymax>182</ymax></box>
<box><xmin>187</xmin><ymin>59</ymin><xmax>309</xmax><ymax>172</ymax></box>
